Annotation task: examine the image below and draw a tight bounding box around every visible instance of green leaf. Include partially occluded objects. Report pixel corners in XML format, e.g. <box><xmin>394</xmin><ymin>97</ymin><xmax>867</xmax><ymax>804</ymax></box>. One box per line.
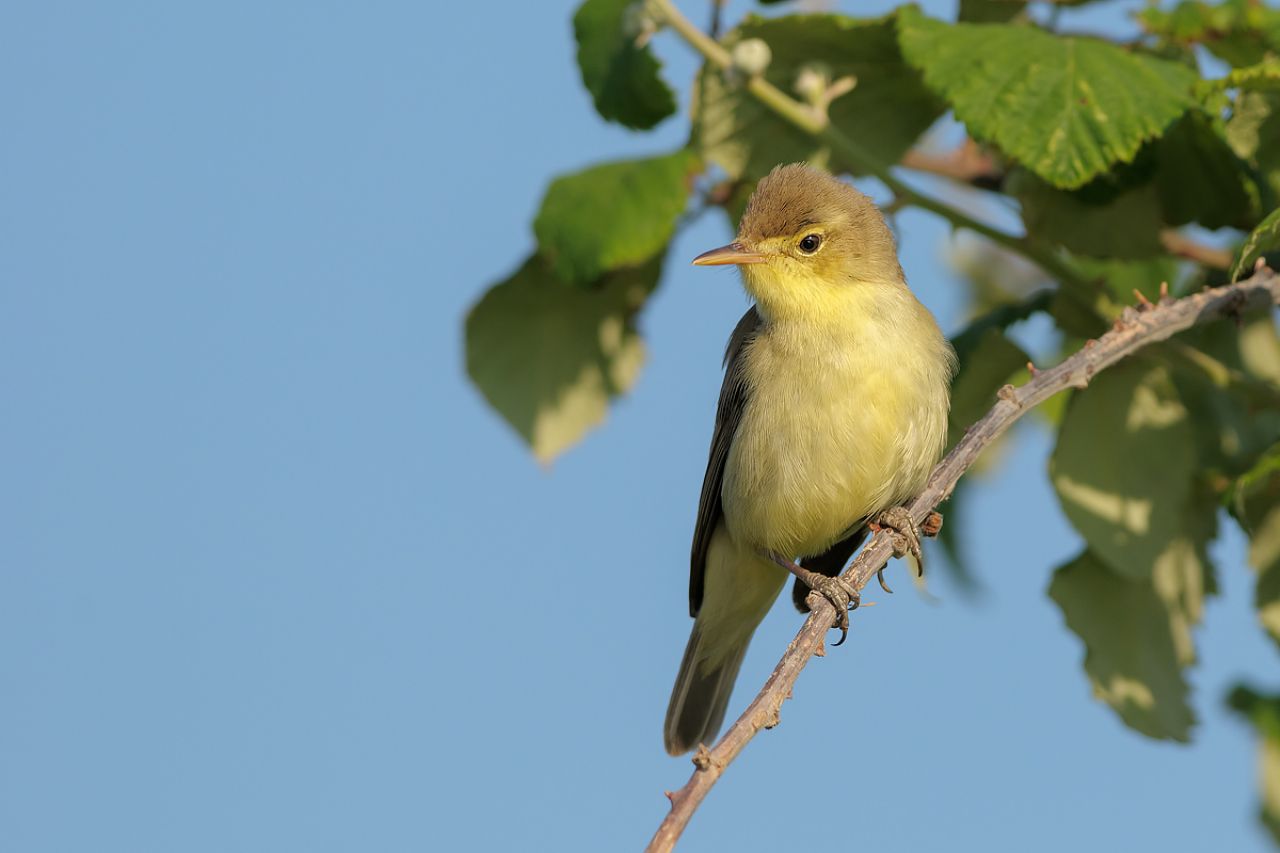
<box><xmin>1170</xmin><ymin>314</ymin><xmax>1280</xmax><ymax>477</ymax></box>
<box><xmin>1049</xmin><ymin>550</ymin><xmax>1197</xmax><ymax>741</ymax></box>
<box><xmin>694</xmin><ymin>13</ymin><xmax>944</xmax><ymax>180</ymax></box>
<box><xmin>1051</xmin><ymin>360</ymin><xmax>1197</xmax><ymax>579</ymax></box>
<box><xmin>1155</xmin><ymin>110</ymin><xmax>1263</xmax><ymax>231</ymax></box>
<box><xmin>947</xmin><ymin>327</ymin><xmax>1030</xmax><ymax>448</ymax></box>
<box><xmin>898</xmin><ymin>9</ymin><xmax>1197</xmax><ymax>189</ymax></box>
<box><xmin>533</xmin><ymin>150</ymin><xmax>694</xmax><ymax>285</ymax></box>
<box><xmin>1227</xmin><ymin>685</ymin><xmax>1280</xmax><ymax>843</ymax></box>
<box><xmin>1009</xmin><ymin>168</ymin><xmax>1164</xmax><ymax>259</ymax></box>
<box><xmin>935</xmin><ymin>477</ymin><xmax>981</xmax><ymax>594</ymax></box>
<box><xmin>1227</xmin><ymin>91</ymin><xmax>1280</xmax><ymax>206</ymax></box>
<box><xmin>1201</xmin><ymin>58</ymin><xmax>1280</xmax><ymax>94</ymax></box>
<box><xmin>1140</xmin><ymin>0</ymin><xmax>1280</xmax><ymax>69</ymax></box>
<box><xmin>573</xmin><ymin>0</ymin><xmax>677</xmax><ymax>130</ymax></box>
<box><xmin>1076</xmin><ymin>256</ymin><xmax>1184</xmax><ymax>307</ymax></box>
<box><xmin>1232</xmin><ymin>207</ymin><xmax>1280</xmax><ymax>282</ymax></box>
<box><xmin>465</xmin><ymin>254</ymin><xmax>659</xmax><ymax>462</ymax></box>
<box><xmin>1228</xmin><ymin>442</ymin><xmax>1280</xmax><ymax>649</ymax></box>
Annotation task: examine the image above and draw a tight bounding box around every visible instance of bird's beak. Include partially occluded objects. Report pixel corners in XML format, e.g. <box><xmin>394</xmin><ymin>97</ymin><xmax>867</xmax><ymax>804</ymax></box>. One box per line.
<box><xmin>691</xmin><ymin>242</ymin><xmax>767</xmax><ymax>266</ymax></box>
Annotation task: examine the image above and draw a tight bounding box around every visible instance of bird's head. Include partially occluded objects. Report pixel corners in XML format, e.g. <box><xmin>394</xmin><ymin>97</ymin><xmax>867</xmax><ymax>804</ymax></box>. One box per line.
<box><xmin>692</xmin><ymin>163</ymin><xmax>904</xmax><ymax>322</ymax></box>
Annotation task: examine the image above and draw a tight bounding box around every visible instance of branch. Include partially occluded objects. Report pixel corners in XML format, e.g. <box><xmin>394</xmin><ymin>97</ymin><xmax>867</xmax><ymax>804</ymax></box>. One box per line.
<box><xmin>646</xmin><ymin>265</ymin><xmax>1280</xmax><ymax>853</ymax></box>
<box><xmin>649</xmin><ymin>0</ymin><xmax>1090</xmax><ymax>289</ymax></box>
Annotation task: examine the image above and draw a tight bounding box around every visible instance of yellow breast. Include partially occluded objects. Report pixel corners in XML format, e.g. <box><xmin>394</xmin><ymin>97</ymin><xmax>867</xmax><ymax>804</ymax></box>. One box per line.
<box><xmin>720</xmin><ymin>280</ymin><xmax>952</xmax><ymax>558</ymax></box>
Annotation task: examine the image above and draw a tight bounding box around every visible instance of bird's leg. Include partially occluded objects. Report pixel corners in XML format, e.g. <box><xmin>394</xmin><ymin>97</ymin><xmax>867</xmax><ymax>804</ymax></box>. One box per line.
<box><xmin>763</xmin><ymin>551</ymin><xmax>859</xmax><ymax>646</ymax></box>
<box><xmin>869</xmin><ymin>506</ymin><xmax>931</xmax><ymax>586</ymax></box>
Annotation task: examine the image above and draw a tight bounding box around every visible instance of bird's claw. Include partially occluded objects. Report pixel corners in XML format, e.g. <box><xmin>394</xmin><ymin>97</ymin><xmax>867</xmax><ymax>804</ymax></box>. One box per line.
<box><xmin>871</xmin><ymin>505</ymin><xmax>925</xmax><ymax>577</ymax></box>
<box><xmin>806</xmin><ymin>575</ymin><xmax>860</xmax><ymax>646</ymax></box>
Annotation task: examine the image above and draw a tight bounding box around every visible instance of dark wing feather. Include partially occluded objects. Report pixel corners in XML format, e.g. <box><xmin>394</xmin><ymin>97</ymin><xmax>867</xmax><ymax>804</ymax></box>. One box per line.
<box><xmin>689</xmin><ymin>305</ymin><xmax>761</xmax><ymax>617</ymax></box>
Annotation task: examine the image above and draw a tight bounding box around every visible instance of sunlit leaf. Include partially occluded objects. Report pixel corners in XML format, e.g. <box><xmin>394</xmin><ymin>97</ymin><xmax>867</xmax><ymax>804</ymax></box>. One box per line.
<box><xmin>1051</xmin><ymin>361</ymin><xmax>1197</xmax><ymax>579</ymax></box>
<box><xmin>1050</xmin><ymin>550</ymin><xmax>1197</xmax><ymax>741</ymax></box>
<box><xmin>694</xmin><ymin>12</ymin><xmax>943</xmax><ymax>180</ymax></box>
<box><xmin>533</xmin><ymin>150</ymin><xmax>695</xmax><ymax>285</ymax></box>
<box><xmin>899</xmin><ymin>9</ymin><xmax>1197</xmax><ymax>189</ymax></box>
<box><xmin>573</xmin><ymin>0</ymin><xmax>677</xmax><ymax>130</ymax></box>
<box><xmin>465</xmin><ymin>254</ymin><xmax>659</xmax><ymax>462</ymax></box>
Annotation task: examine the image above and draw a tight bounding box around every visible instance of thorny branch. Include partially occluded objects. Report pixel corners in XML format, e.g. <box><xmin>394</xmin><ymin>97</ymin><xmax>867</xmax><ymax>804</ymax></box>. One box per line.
<box><xmin>645</xmin><ymin>265</ymin><xmax>1280</xmax><ymax>853</ymax></box>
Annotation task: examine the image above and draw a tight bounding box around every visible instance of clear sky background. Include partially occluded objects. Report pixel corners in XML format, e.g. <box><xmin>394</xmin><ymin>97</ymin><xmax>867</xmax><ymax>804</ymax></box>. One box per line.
<box><xmin>2</xmin><ymin>1</ymin><xmax>1277</xmax><ymax>851</ymax></box>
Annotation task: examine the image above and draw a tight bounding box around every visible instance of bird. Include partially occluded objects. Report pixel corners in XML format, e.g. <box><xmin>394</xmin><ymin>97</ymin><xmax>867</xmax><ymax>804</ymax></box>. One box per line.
<box><xmin>663</xmin><ymin>163</ymin><xmax>956</xmax><ymax>756</ymax></box>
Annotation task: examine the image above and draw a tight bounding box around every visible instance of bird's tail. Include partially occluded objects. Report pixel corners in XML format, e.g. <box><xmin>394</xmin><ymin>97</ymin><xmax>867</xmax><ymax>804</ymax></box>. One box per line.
<box><xmin>664</xmin><ymin>528</ymin><xmax>784</xmax><ymax>755</ymax></box>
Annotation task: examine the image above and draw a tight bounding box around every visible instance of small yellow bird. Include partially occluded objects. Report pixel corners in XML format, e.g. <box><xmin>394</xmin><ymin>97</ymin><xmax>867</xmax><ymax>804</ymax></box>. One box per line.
<box><xmin>664</xmin><ymin>163</ymin><xmax>955</xmax><ymax>755</ymax></box>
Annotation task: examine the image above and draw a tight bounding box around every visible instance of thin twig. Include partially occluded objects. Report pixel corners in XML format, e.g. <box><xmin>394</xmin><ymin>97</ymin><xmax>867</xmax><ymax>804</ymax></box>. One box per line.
<box><xmin>645</xmin><ymin>267</ymin><xmax>1280</xmax><ymax>853</ymax></box>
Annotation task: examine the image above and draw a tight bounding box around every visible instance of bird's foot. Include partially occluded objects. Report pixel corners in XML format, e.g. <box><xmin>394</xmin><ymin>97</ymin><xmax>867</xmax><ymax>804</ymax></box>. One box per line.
<box><xmin>869</xmin><ymin>506</ymin><xmax>929</xmax><ymax>584</ymax></box>
<box><xmin>805</xmin><ymin>574</ymin><xmax>860</xmax><ymax>646</ymax></box>
<box><xmin>764</xmin><ymin>552</ymin><xmax>860</xmax><ymax>646</ymax></box>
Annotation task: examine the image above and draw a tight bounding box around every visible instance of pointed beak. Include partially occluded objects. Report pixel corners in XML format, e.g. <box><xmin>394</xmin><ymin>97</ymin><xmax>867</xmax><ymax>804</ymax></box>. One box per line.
<box><xmin>691</xmin><ymin>242</ymin><xmax>767</xmax><ymax>266</ymax></box>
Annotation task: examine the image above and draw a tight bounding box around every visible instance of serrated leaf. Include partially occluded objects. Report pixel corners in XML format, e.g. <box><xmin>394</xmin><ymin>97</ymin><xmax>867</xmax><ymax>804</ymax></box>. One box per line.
<box><xmin>465</xmin><ymin>254</ymin><xmax>659</xmax><ymax>462</ymax></box>
<box><xmin>533</xmin><ymin>150</ymin><xmax>694</xmax><ymax>285</ymax></box>
<box><xmin>694</xmin><ymin>13</ymin><xmax>943</xmax><ymax>180</ymax></box>
<box><xmin>573</xmin><ymin>0</ymin><xmax>677</xmax><ymax>130</ymax></box>
<box><xmin>1227</xmin><ymin>685</ymin><xmax>1280</xmax><ymax>843</ymax></box>
<box><xmin>898</xmin><ymin>9</ymin><xmax>1197</xmax><ymax>189</ymax></box>
<box><xmin>1232</xmin><ymin>207</ymin><xmax>1280</xmax><ymax>282</ymax></box>
<box><xmin>1049</xmin><ymin>551</ymin><xmax>1196</xmax><ymax>741</ymax></box>
<box><xmin>1051</xmin><ymin>361</ymin><xmax>1196</xmax><ymax>579</ymax></box>
<box><xmin>1229</xmin><ymin>443</ymin><xmax>1280</xmax><ymax>649</ymax></box>
<box><xmin>1009</xmin><ymin>168</ymin><xmax>1164</xmax><ymax>259</ymax></box>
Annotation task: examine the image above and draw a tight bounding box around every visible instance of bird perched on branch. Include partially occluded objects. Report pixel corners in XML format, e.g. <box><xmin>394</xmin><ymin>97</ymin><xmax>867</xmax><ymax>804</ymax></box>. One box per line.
<box><xmin>664</xmin><ymin>163</ymin><xmax>955</xmax><ymax>756</ymax></box>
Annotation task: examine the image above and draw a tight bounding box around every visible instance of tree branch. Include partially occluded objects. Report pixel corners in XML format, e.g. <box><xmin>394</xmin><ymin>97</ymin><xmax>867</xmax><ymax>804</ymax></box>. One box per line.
<box><xmin>646</xmin><ymin>265</ymin><xmax>1280</xmax><ymax>853</ymax></box>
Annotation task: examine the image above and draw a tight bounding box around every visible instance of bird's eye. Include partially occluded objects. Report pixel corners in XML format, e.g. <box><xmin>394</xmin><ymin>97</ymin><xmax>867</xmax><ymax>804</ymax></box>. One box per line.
<box><xmin>798</xmin><ymin>234</ymin><xmax>822</xmax><ymax>254</ymax></box>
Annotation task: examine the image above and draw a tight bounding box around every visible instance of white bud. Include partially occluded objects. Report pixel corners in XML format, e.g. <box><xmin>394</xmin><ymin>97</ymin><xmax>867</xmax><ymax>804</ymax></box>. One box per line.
<box><xmin>793</xmin><ymin>62</ymin><xmax>831</xmax><ymax>102</ymax></box>
<box><xmin>622</xmin><ymin>0</ymin><xmax>661</xmax><ymax>44</ymax></box>
<box><xmin>731</xmin><ymin>39</ymin><xmax>772</xmax><ymax>77</ymax></box>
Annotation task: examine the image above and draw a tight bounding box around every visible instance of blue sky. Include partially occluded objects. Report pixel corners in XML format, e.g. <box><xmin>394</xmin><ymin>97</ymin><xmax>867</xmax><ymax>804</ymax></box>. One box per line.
<box><xmin>2</xmin><ymin>1</ymin><xmax>1276</xmax><ymax>851</ymax></box>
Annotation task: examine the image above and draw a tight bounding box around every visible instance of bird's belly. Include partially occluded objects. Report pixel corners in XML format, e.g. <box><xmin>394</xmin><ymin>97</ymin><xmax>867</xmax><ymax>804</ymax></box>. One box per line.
<box><xmin>721</xmin><ymin>355</ymin><xmax>943</xmax><ymax>558</ymax></box>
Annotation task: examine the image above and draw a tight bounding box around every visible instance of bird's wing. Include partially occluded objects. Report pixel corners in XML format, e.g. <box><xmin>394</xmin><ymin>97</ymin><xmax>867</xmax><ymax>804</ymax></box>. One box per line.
<box><xmin>689</xmin><ymin>305</ymin><xmax>761</xmax><ymax>617</ymax></box>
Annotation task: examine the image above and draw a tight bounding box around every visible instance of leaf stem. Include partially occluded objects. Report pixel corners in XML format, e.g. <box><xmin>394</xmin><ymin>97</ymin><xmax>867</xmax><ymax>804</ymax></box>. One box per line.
<box><xmin>651</xmin><ymin>0</ymin><xmax>1089</xmax><ymax>288</ymax></box>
